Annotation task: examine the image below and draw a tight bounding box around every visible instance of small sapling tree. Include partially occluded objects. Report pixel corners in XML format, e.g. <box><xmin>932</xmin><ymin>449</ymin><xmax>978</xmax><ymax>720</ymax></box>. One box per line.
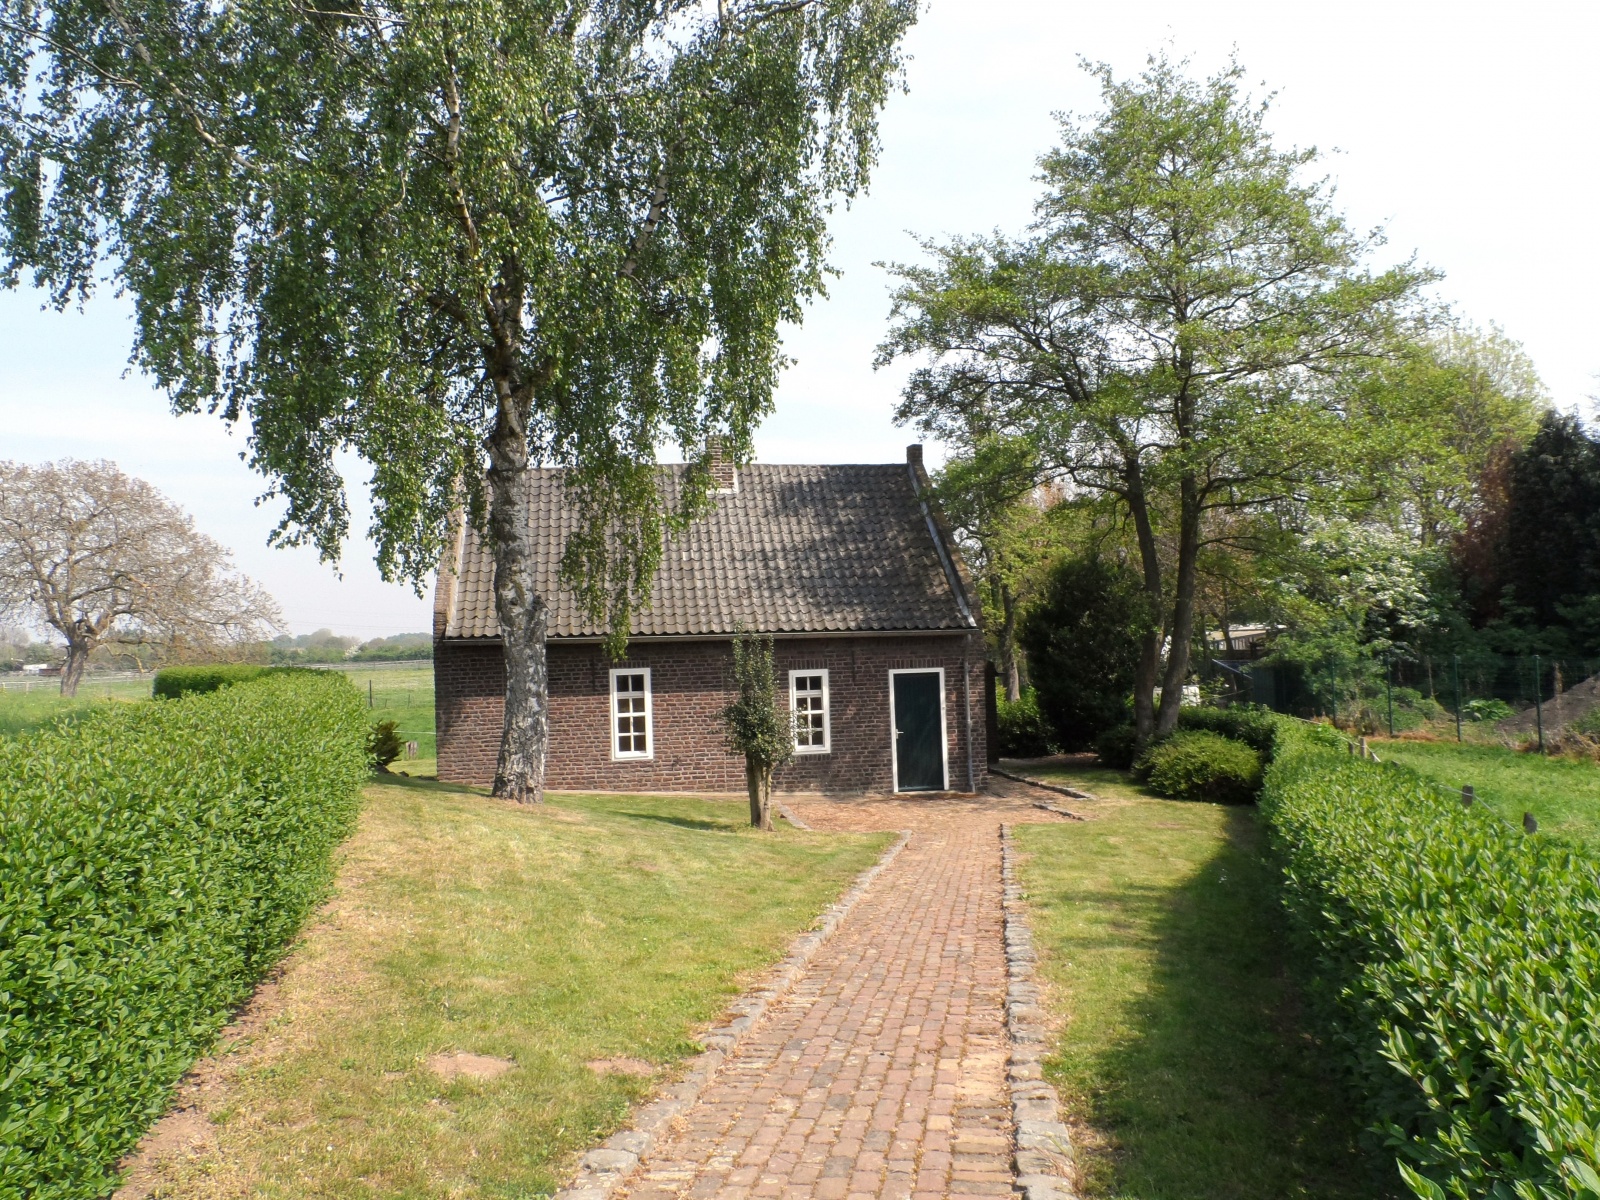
<box><xmin>721</xmin><ymin>631</ymin><xmax>793</xmax><ymax>830</ymax></box>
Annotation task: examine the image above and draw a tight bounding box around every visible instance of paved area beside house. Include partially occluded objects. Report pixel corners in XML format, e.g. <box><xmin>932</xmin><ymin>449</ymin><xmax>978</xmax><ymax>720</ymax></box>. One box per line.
<box><xmin>621</xmin><ymin>788</ymin><xmax>1063</xmax><ymax>1200</ymax></box>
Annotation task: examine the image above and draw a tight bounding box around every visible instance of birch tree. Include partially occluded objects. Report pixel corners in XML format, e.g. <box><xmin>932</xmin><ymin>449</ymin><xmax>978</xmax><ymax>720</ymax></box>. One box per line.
<box><xmin>0</xmin><ymin>0</ymin><xmax>917</xmax><ymax>799</ymax></box>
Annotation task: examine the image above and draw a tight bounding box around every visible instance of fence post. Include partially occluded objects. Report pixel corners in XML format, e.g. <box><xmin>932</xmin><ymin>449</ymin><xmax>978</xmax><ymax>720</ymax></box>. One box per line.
<box><xmin>1386</xmin><ymin>660</ymin><xmax>1395</xmax><ymax>738</ymax></box>
<box><xmin>1452</xmin><ymin>655</ymin><xmax>1463</xmax><ymax>743</ymax></box>
<box><xmin>1533</xmin><ymin>654</ymin><xmax>1545</xmax><ymax>754</ymax></box>
<box><xmin>1461</xmin><ymin>785</ymin><xmax>1474</xmax><ymax>808</ymax></box>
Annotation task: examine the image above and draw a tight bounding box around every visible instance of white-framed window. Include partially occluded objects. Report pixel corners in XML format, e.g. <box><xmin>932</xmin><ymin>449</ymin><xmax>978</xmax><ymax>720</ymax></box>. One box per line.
<box><xmin>789</xmin><ymin>669</ymin><xmax>831</xmax><ymax>755</ymax></box>
<box><xmin>610</xmin><ymin>667</ymin><xmax>653</xmax><ymax>759</ymax></box>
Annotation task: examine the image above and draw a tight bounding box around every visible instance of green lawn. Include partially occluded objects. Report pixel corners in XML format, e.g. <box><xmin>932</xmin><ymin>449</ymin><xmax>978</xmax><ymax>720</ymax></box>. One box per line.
<box><xmin>1375</xmin><ymin>738</ymin><xmax>1600</xmax><ymax>848</ymax></box>
<box><xmin>0</xmin><ymin>675</ymin><xmax>152</xmax><ymax>735</ymax></box>
<box><xmin>132</xmin><ymin>778</ymin><xmax>889</xmax><ymax>1198</ymax></box>
<box><xmin>1014</xmin><ymin>766</ymin><xmax>1396</xmax><ymax>1200</ymax></box>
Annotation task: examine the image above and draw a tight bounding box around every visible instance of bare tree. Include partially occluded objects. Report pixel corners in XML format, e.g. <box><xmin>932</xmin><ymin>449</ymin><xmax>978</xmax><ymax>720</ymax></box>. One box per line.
<box><xmin>0</xmin><ymin>460</ymin><xmax>283</xmax><ymax>694</ymax></box>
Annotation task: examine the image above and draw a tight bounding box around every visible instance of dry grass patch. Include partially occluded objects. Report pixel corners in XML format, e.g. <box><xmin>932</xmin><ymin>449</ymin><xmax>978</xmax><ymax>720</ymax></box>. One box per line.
<box><xmin>121</xmin><ymin>779</ymin><xmax>888</xmax><ymax>1199</ymax></box>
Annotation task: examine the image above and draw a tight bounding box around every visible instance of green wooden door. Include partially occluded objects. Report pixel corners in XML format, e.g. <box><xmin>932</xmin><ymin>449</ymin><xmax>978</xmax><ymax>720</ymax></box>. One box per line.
<box><xmin>893</xmin><ymin>671</ymin><xmax>945</xmax><ymax>792</ymax></box>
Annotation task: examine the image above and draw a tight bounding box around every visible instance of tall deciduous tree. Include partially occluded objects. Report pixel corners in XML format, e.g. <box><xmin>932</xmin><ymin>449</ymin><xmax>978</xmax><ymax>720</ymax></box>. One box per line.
<box><xmin>0</xmin><ymin>0</ymin><xmax>917</xmax><ymax>800</ymax></box>
<box><xmin>879</xmin><ymin>55</ymin><xmax>1427</xmax><ymax>742</ymax></box>
<box><xmin>0</xmin><ymin>460</ymin><xmax>282</xmax><ymax>694</ymax></box>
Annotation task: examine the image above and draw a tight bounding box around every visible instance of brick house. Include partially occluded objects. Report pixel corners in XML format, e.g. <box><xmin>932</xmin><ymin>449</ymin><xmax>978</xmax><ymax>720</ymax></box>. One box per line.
<box><xmin>433</xmin><ymin>446</ymin><xmax>990</xmax><ymax>794</ymax></box>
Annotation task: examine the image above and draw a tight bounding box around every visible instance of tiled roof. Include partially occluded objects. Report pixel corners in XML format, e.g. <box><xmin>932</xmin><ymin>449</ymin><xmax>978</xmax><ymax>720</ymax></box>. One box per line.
<box><xmin>438</xmin><ymin>460</ymin><xmax>978</xmax><ymax>640</ymax></box>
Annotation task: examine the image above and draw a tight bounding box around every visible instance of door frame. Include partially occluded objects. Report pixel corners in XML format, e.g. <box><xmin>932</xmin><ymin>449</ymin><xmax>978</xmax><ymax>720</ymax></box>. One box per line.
<box><xmin>888</xmin><ymin>667</ymin><xmax>948</xmax><ymax>793</ymax></box>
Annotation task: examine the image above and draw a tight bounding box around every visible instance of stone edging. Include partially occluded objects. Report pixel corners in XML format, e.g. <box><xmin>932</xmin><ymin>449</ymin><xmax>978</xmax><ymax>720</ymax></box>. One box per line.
<box><xmin>1001</xmin><ymin>824</ymin><xmax>1079</xmax><ymax>1200</ymax></box>
<box><xmin>774</xmin><ymin>801</ymin><xmax>812</xmax><ymax>831</ymax></box>
<box><xmin>554</xmin><ymin>828</ymin><xmax>913</xmax><ymax>1200</ymax></box>
<box><xmin>991</xmin><ymin>766</ymin><xmax>1098</xmax><ymax>804</ymax></box>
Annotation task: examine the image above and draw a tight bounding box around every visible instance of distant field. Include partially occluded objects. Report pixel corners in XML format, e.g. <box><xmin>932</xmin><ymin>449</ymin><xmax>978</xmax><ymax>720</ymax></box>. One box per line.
<box><xmin>316</xmin><ymin>662</ymin><xmax>437</xmax><ymax>769</ymax></box>
<box><xmin>0</xmin><ymin>664</ymin><xmax>439</xmax><ymax>764</ymax></box>
<box><xmin>1375</xmin><ymin>739</ymin><xmax>1600</xmax><ymax>849</ymax></box>
<box><xmin>0</xmin><ymin>676</ymin><xmax>153</xmax><ymax>736</ymax></box>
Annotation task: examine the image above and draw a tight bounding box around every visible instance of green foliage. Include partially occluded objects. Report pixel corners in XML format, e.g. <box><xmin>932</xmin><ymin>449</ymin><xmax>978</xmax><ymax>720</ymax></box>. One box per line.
<box><xmin>152</xmin><ymin>663</ymin><xmax>269</xmax><ymax>699</ymax></box>
<box><xmin>882</xmin><ymin>53</ymin><xmax>1429</xmax><ymax>735</ymax></box>
<box><xmin>0</xmin><ymin>672</ymin><xmax>368</xmax><ymax>1198</ymax></box>
<box><xmin>1175</xmin><ymin>705</ymin><xmax>1281</xmax><ymax>759</ymax></box>
<box><xmin>0</xmin><ymin>0</ymin><xmax>917</xmax><ymax>634</ymax></box>
<box><xmin>1019</xmin><ymin>555</ymin><xmax>1149</xmax><ymax>749</ymax></box>
<box><xmin>1094</xmin><ymin>724</ymin><xmax>1139</xmax><ymax>770</ymax></box>
<box><xmin>996</xmin><ymin>688</ymin><xmax>1057</xmax><ymax>757</ymax></box>
<box><xmin>1461</xmin><ymin>697</ymin><xmax>1513</xmax><ymax>722</ymax></box>
<box><xmin>720</xmin><ymin>633</ymin><xmax>793</xmax><ymax>771</ymax></box>
<box><xmin>367</xmin><ymin>719</ymin><xmax>403</xmax><ymax>772</ymax></box>
<box><xmin>1259</xmin><ymin>722</ymin><xmax>1600</xmax><ymax>1198</ymax></box>
<box><xmin>1136</xmin><ymin>731</ymin><xmax>1264</xmax><ymax>805</ymax></box>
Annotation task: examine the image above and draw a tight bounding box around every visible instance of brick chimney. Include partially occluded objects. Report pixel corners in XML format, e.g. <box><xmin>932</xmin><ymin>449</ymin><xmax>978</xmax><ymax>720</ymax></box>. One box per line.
<box><xmin>707</xmin><ymin>437</ymin><xmax>737</xmax><ymax>492</ymax></box>
<box><xmin>906</xmin><ymin>444</ymin><xmax>923</xmax><ymax>469</ymax></box>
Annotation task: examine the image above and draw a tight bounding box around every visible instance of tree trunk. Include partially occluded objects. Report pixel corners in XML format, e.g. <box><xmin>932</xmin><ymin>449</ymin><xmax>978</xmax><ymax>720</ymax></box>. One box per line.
<box><xmin>59</xmin><ymin>638</ymin><xmax>89</xmax><ymax>697</ymax></box>
<box><xmin>1125</xmin><ymin>461</ymin><xmax>1163</xmax><ymax>744</ymax></box>
<box><xmin>487</xmin><ymin>389</ymin><xmax>548</xmax><ymax>804</ymax></box>
<box><xmin>1155</xmin><ymin>474</ymin><xmax>1202</xmax><ymax>737</ymax></box>
<box><xmin>998</xmin><ymin>580</ymin><xmax>1022</xmax><ymax>702</ymax></box>
<box><xmin>746</xmin><ymin>758</ymin><xmax>774</xmax><ymax>830</ymax></box>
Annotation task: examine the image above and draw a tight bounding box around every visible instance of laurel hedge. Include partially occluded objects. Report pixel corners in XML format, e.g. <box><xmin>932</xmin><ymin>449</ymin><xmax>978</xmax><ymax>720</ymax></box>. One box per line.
<box><xmin>0</xmin><ymin>671</ymin><xmax>368</xmax><ymax>1199</ymax></box>
<box><xmin>151</xmin><ymin>662</ymin><xmax>272</xmax><ymax>698</ymax></box>
<box><xmin>1260</xmin><ymin>722</ymin><xmax>1600</xmax><ymax>1200</ymax></box>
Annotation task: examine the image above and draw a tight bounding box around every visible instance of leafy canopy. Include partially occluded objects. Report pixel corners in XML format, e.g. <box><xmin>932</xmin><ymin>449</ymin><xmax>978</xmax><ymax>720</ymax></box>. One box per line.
<box><xmin>0</xmin><ymin>0</ymin><xmax>917</xmax><ymax>629</ymax></box>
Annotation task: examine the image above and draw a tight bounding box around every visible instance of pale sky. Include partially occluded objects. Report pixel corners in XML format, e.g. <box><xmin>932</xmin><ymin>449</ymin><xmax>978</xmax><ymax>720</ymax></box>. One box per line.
<box><xmin>2</xmin><ymin>0</ymin><xmax>1596</xmax><ymax>637</ymax></box>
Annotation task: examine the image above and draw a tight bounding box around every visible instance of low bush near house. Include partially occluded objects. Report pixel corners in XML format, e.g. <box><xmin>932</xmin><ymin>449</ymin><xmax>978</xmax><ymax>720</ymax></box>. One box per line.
<box><xmin>996</xmin><ymin>688</ymin><xmax>1058</xmax><ymax>757</ymax></box>
<box><xmin>0</xmin><ymin>671</ymin><xmax>368</xmax><ymax>1199</ymax></box>
<box><xmin>1136</xmin><ymin>730</ymin><xmax>1264</xmax><ymax>804</ymax></box>
<box><xmin>1260</xmin><ymin>722</ymin><xmax>1600</xmax><ymax>1199</ymax></box>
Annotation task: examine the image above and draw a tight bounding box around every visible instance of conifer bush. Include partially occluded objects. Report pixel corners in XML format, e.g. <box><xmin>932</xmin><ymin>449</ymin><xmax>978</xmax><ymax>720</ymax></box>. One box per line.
<box><xmin>0</xmin><ymin>671</ymin><xmax>367</xmax><ymax>1199</ymax></box>
<box><xmin>1260</xmin><ymin>722</ymin><xmax>1600</xmax><ymax>1199</ymax></box>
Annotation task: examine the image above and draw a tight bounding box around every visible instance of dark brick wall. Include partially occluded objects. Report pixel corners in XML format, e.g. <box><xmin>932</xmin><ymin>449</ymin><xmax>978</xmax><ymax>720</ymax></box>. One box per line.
<box><xmin>435</xmin><ymin>634</ymin><xmax>988</xmax><ymax>794</ymax></box>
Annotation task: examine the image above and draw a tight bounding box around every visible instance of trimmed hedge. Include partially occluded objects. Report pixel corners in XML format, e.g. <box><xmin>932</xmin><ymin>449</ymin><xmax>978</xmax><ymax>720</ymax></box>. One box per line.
<box><xmin>1175</xmin><ymin>703</ymin><xmax>1280</xmax><ymax>758</ymax></box>
<box><xmin>1260</xmin><ymin>722</ymin><xmax>1600</xmax><ymax>1199</ymax></box>
<box><xmin>0</xmin><ymin>672</ymin><xmax>368</xmax><ymax>1199</ymax></box>
<box><xmin>1136</xmin><ymin>729</ymin><xmax>1263</xmax><ymax>804</ymax></box>
<box><xmin>997</xmin><ymin>689</ymin><xmax>1058</xmax><ymax>757</ymax></box>
<box><xmin>151</xmin><ymin>662</ymin><xmax>270</xmax><ymax>698</ymax></box>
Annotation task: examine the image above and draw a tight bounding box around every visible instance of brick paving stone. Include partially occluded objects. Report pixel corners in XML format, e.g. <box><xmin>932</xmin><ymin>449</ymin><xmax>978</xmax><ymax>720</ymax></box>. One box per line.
<box><xmin>619</xmin><ymin>790</ymin><xmax>1063</xmax><ymax>1200</ymax></box>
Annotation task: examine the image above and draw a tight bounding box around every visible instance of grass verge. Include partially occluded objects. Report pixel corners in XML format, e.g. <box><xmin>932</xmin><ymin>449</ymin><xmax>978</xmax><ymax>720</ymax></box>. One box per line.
<box><xmin>1374</xmin><ymin>738</ymin><xmax>1600</xmax><ymax>848</ymax></box>
<box><xmin>1013</xmin><ymin>767</ymin><xmax>1396</xmax><ymax>1200</ymax></box>
<box><xmin>130</xmin><ymin>778</ymin><xmax>888</xmax><ymax>1198</ymax></box>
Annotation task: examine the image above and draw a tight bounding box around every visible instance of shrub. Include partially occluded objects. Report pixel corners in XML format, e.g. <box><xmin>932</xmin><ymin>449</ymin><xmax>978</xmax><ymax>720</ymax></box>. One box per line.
<box><xmin>152</xmin><ymin>662</ymin><xmax>267</xmax><ymax>698</ymax></box>
<box><xmin>1135</xmin><ymin>730</ymin><xmax>1263</xmax><ymax>804</ymax></box>
<box><xmin>0</xmin><ymin>671</ymin><xmax>368</xmax><ymax>1198</ymax></box>
<box><xmin>996</xmin><ymin>688</ymin><xmax>1057</xmax><ymax>757</ymax></box>
<box><xmin>367</xmin><ymin>719</ymin><xmax>403</xmax><ymax>771</ymax></box>
<box><xmin>1019</xmin><ymin>555</ymin><xmax>1149</xmax><ymax>749</ymax></box>
<box><xmin>1175</xmin><ymin>704</ymin><xmax>1280</xmax><ymax>758</ymax></box>
<box><xmin>1094</xmin><ymin>723</ymin><xmax>1139</xmax><ymax>769</ymax></box>
<box><xmin>1259</xmin><ymin>722</ymin><xmax>1600</xmax><ymax>1199</ymax></box>
<box><xmin>1461</xmin><ymin>696</ymin><xmax>1513</xmax><ymax>722</ymax></box>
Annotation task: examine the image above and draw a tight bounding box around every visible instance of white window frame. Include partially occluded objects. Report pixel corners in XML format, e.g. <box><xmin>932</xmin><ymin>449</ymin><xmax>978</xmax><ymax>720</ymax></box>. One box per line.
<box><xmin>788</xmin><ymin>668</ymin><xmax>832</xmax><ymax>755</ymax></box>
<box><xmin>609</xmin><ymin>667</ymin><xmax>654</xmax><ymax>760</ymax></box>
<box><xmin>888</xmin><ymin>667</ymin><xmax>948</xmax><ymax>793</ymax></box>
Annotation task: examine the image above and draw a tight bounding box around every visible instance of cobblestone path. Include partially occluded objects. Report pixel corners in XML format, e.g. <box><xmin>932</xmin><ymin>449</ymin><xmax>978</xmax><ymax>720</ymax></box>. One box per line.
<box><xmin>623</xmin><ymin>793</ymin><xmax>1055</xmax><ymax>1200</ymax></box>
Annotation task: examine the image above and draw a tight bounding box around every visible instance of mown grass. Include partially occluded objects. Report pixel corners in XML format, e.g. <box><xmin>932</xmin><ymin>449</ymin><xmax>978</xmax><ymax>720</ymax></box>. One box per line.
<box><xmin>1013</xmin><ymin>766</ymin><xmax>1396</xmax><ymax>1200</ymax></box>
<box><xmin>135</xmin><ymin>779</ymin><xmax>889</xmax><ymax>1198</ymax></box>
<box><xmin>1375</xmin><ymin>738</ymin><xmax>1600</xmax><ymax>849</ymax></box>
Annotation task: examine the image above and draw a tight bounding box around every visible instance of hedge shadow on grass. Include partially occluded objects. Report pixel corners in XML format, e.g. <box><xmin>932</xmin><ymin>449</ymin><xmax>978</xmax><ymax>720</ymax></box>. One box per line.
<box><xmin>1060</xmin><ymin>806</ymin><xmax>1398</xmax><ymax>1200</ymax></box>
